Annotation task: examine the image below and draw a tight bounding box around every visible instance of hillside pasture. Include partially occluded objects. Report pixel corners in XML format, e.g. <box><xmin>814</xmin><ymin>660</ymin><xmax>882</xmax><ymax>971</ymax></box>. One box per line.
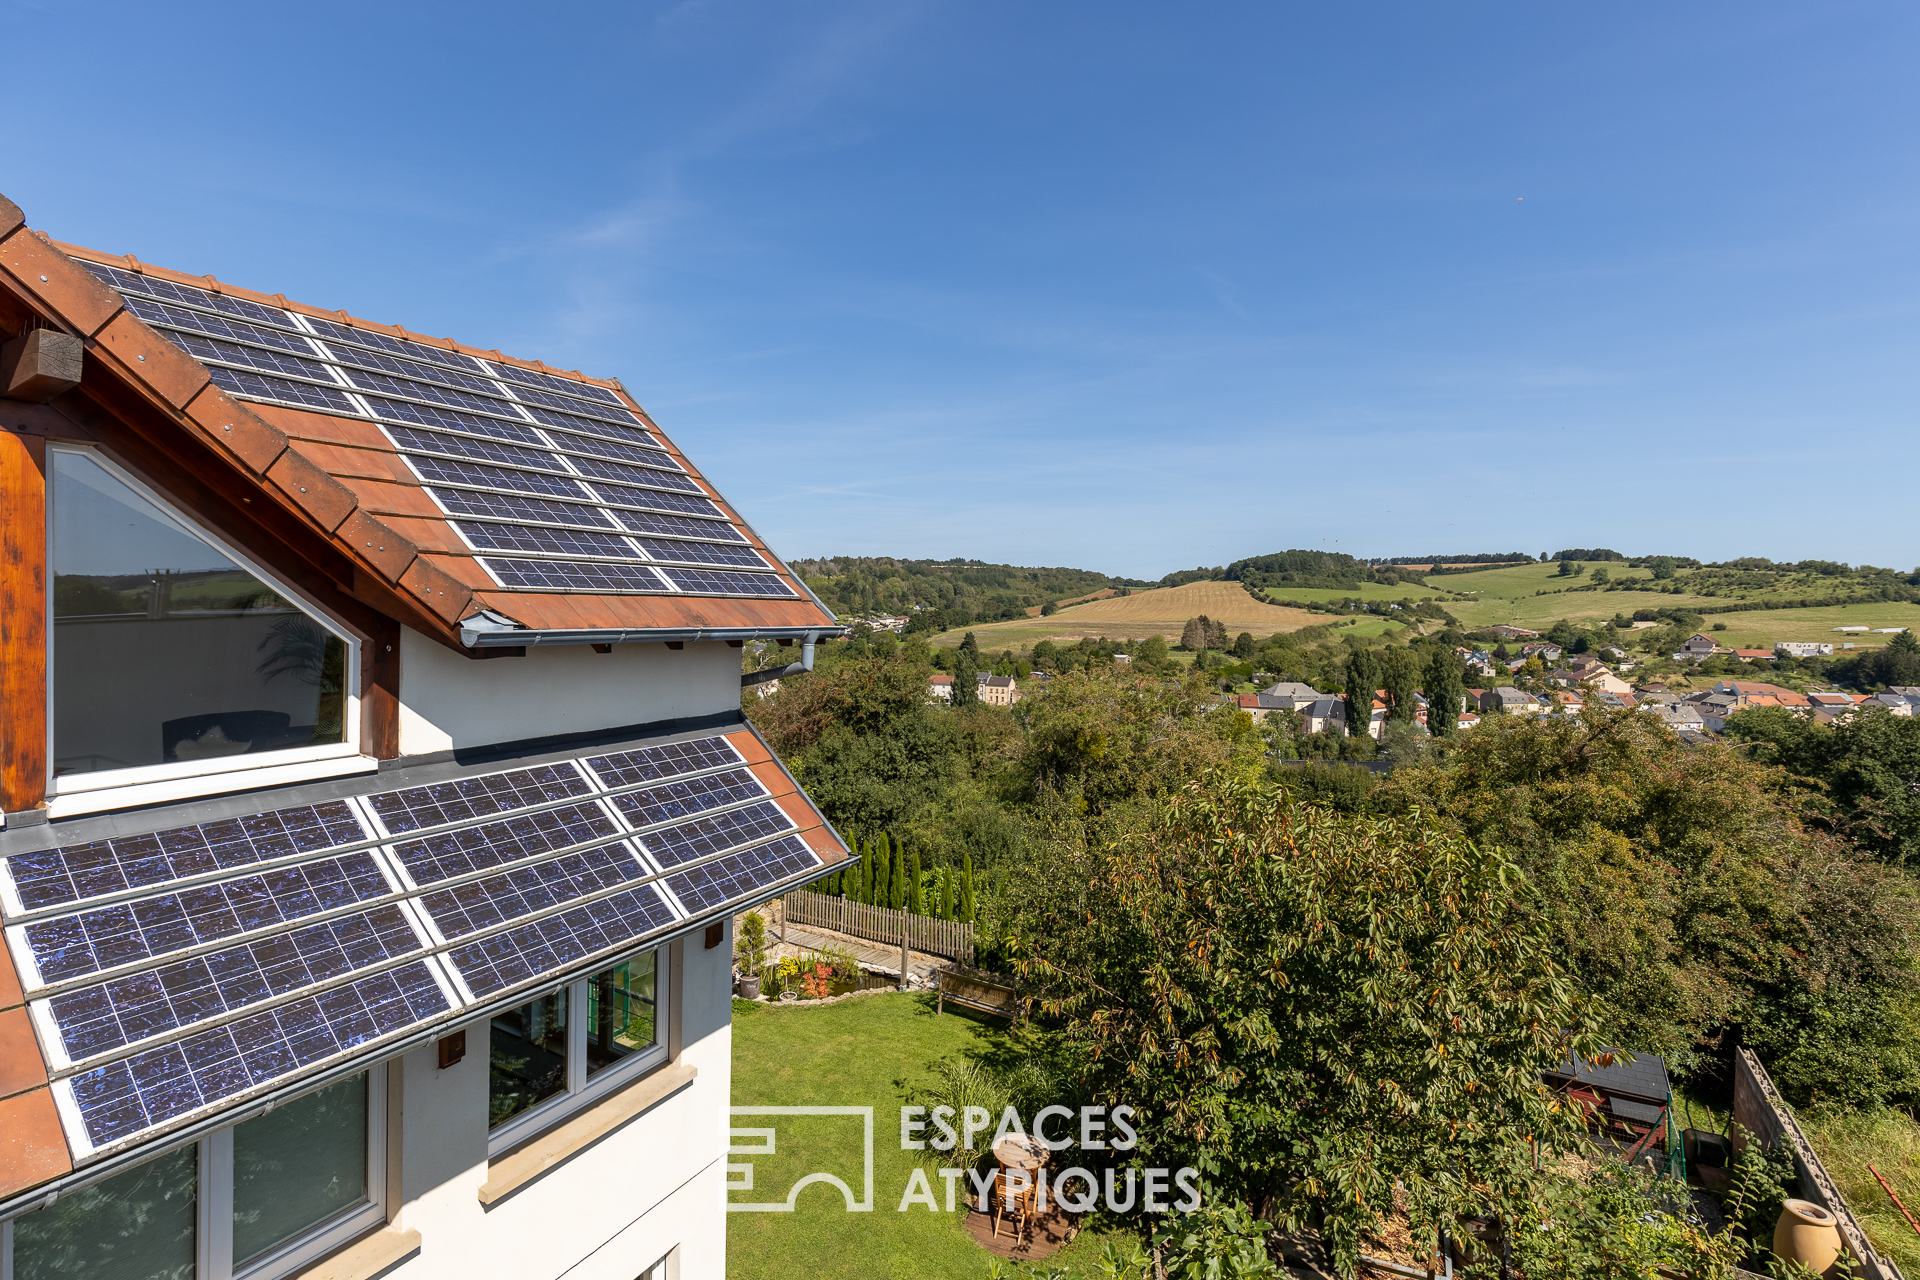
<box><xmin>1259</xmin><ymin>580</ymin><xmax>1475</xmax><ymax>605</ymax></box>
<box><xmin>935</xmin><ymin>579</ymin><xmax>1324</xmax><ymax>648</ymax></box>
<box><xmin>1695</xmin><ymin>603</ymin><xmax>1920</xmax><ymax>650</ymax></box>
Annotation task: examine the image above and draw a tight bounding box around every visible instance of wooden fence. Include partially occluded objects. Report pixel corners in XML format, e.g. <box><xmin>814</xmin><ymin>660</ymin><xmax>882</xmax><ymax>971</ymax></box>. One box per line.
<box><xmin>783</xmin><ymin>889</ymin><xmax>975</xmax><ymax>964</ymax></box>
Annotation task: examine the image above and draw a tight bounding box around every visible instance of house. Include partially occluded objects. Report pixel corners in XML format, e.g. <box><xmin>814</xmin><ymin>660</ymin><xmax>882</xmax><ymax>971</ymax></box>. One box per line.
<box><xmin>928</xmin><ymin>671</ymin><xmax>954</xmax><ymax>702</ymax></box>
<box><xmin>1712</xmin><ymin>681</ymin><xmax>1811</xmax><ymax>710</ymax></box>
<box><xmin>1776</xmin><ymin>642</ymin><xmax>1833</xmax><ymax>658</ymax></box>
<box><xmin>1486</xmin><ymin>625</ymin><xmax>1541</xmax><ymax>639</ymax></box>
<box><xmin>1646</xmin><ymin>702</ymin><xmax>1705</xmax><ymax>733</ymax></box>
<box><xmin>1677</xmin><ymin>634</ymin><xmax>1718</xmax><ymax>660</ymax></box>
<box><xmin>1869</xmin><ymin>692</ymin><xmax>1920</xmax><ymax>716</ymax></box>
<box><xmin>1519</xmin><ymin>643</ymin><xmax>1564</xmax><ymax>663</ymax></box>
<box><xmin>977</xmin><ymin>673</ymin><xmax>1022</xmax><ymax>706</ymax></box>
<box><xmin>0</xmin><ymin>199</ymin><xmax>851</xmax><ymax>1280</ymax></box>
<box><xmin>1456</xmin><ymin>712</ymin><xmax>1482</xmax><ymax>731</ymax></box>
<box><xmin>1592</xmin><ymin>690</ymin><xmax>1638</xmax><ymax>710</ymax></box>
<box><xmin>1732</xmin><ymin>649</ymin><xmax>1776</xmax><ymax>663</ymax></box>
<box><xmin>1257</xmin><ymin>681</ymin><xmax>1328</xmax><ymax>713</ymax></box>
<box><xmin>1548</xmin><ymin>690</ymin><xmax>1585</xmax><ymax>714</ymax></box>
<box><xmin>1299</xmin><ymin>697</ymin><xmax>1348</xmax><ymax>735</ymax></box>
<box><xmin>1805</xmin><ymin>691</ymin><xmax>1861</xmax><ymax>717</ymax></box>
<box><xmin>1544</xmin><ymin>662</ymin><xmax>1631</xmax><ymax>695</ymax></box>
<box><xmin>1478</xmin><ymin>687</ymin><xmax>1543</xmax><ymax>715</ymax></box>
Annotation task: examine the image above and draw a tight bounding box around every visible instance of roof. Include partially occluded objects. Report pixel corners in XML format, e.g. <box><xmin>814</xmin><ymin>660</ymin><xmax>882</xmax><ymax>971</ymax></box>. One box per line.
<box><xmin>929</xmin><ymin>672</ymin><xmax>955</xmax><ymax>685</ymax></box>
<box><xmin>1546</xmin><ymin>1047</ymin><xmax>1670</xmax><ymax>1106</ymax></box>
<box><xmin>979</xmin><ymin>675</ymin><xmax>1016</xmax><ymax>688</ymax></box>
<box><xmin>1733</xmin><ymin>649</ymin><xmax>1775</xmax><ymax>659</ymax></box>
<box><xmin>0</xmin><ymin>716</ymin><xmax>844</xmax><ymax>1184</ymax></box>
<box><xmin>0</xmin><ymin>202</ymin><xmax>838</xmax><ymax>649</ymax></box>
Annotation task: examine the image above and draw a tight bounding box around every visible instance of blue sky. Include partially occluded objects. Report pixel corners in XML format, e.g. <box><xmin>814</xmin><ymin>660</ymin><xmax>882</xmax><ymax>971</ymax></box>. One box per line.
<box><xmin>6</xmin><ymin>2</ymin><xmax>1918</xmax><ymax>578</ymax></box>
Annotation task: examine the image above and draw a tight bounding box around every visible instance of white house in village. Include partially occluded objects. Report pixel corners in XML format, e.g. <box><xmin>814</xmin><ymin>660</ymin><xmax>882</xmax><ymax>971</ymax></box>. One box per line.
<box><xmin>0</xmin><ymin>192</ymin><xmax>848</xmax><ymax>1280</ymax></box>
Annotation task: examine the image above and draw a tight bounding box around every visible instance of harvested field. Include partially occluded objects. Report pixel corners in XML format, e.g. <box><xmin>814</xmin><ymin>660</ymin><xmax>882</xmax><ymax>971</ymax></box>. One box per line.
<box><xmin>937</xmin><ymin>580</ymin><xmax>1324</xmax><ymax>648</ymax></box>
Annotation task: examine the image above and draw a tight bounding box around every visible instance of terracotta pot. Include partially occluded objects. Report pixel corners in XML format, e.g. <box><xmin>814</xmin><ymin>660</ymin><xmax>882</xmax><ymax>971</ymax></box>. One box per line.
<box><xmin>1773</xmin><ymin>1198</ymin><xmax>1841</xmax><ymax>1278</ymax></box>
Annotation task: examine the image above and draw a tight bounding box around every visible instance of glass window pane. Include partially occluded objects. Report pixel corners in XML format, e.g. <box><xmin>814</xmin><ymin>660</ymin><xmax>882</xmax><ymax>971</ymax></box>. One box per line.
<box><xmin>587</xmin><ymin>951</ymin><xmax>658</xmax><ymax>1077</ymax></box>
<box><xmin>50</xmin><ymin>450</ymin><xmax>348</xmax><ymax>777</ymax></box>
<box><xmin>490</xmin><ymin>989</ymin><xmax>569</xmax><ymax>1128</ymax></box>
<box><xmin>232</xmin><ymin>1074</ymin><xmax>368</xmax><ymax>1266</ymax></box>
<box><xmin>11</xmin><ymin>1144</ymin><xmax>195</xmax><ymax>1280</ymax></box>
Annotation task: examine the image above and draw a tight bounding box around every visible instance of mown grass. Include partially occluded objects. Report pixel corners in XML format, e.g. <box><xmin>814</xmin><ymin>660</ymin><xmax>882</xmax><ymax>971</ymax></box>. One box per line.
<box><xmin>728</xmin><ymin>992</ymin><xmax>1116</xmax><ymax>1280</ymax></box>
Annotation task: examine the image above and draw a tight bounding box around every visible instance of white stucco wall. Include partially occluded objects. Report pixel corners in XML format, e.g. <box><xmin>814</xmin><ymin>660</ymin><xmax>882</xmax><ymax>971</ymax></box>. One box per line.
<box><xmin>384</xmin><ymin>928</ymin><xmax>734</xmax><ymax>1280</ymax></box>
<box><xmin>397</xmin><ymin>629</ymin><xmax>742</xmax><ymax>756</ymax></box>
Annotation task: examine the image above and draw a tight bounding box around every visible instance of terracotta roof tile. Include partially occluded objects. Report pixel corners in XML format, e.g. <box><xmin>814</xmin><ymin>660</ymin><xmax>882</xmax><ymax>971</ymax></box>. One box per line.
<box><xmin>0</xmin><ymin>1090</ymin><xmax>72</xmax><ymax>1197</ymax></box>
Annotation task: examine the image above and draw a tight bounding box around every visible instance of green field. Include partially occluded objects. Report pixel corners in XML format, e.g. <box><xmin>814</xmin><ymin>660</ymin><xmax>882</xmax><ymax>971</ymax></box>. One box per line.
<box><xmin>1259</xmin><ymin>580</ymin><xmax>1474</xmax><ymax>605</ymax></box>
<box><xmin>1696</xmin><ymin>603</ymin><xmax>1920</xmax><ymax>650</ymax></box>
<box><xmin>729</xmin><ymin>993</ymin><xmax>1113</xmax><ymax>1280</ymax></box>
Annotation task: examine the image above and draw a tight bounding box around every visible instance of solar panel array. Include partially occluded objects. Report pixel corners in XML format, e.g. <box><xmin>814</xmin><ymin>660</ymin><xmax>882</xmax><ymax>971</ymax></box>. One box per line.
<box><xmin>82</xmin><ymin>262</ymin><xmax>798</xmax><ymax>601</ymax></box>
<box><xmin>0</xmin><ymin>732</ymin><xmax>830</xmax><ymax>1155</ymax></box>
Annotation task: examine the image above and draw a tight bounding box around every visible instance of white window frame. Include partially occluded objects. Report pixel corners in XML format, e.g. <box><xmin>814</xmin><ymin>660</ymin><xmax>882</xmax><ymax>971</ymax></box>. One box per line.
<box><xmin>488</xmin><ymin>946</ymin><xmax>671</xmax><ymax>1156</ymax></box>
<box><xmin>0</xmin><ymin>1064</ymin><xmax>387</xmax><ymax>1280</ymax></box>
<box><xmin>41</xmin><ymin>445</ymin><xmax>371</xmax><ymax>819</ymax></box>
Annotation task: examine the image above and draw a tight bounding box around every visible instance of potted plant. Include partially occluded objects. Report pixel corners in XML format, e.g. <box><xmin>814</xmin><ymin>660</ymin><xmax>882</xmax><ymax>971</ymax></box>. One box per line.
<box><xmin>735</xmin><ymin>912</ymin><xmax>767</xmax><ymax>999</ymax></box>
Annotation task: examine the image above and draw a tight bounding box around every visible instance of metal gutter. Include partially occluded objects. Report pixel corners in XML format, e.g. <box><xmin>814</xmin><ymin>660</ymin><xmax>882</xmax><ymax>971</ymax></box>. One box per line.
<box><xmin>459</xmin><ymin>612</ymin><xmax>845</xmax><ymax>649</ymax></box>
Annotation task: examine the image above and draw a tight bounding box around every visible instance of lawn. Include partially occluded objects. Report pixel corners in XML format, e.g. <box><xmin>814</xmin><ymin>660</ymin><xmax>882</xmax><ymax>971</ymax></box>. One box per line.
<box><xmin>728</xmin><ymin>992</ymin><xmax>1115</xmax><ymax>1280</ymax></box>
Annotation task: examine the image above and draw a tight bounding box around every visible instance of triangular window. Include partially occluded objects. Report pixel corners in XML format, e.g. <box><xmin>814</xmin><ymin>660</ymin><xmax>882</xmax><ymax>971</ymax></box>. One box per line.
<box><xmin>49</xmin><ymin>448</ymin><xmax>354</xmax><ymax>778</ymax></box>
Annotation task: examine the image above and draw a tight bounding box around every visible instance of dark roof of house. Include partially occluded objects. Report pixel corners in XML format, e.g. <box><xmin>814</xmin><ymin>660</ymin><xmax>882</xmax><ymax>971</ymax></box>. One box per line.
<box><xmin>0</xmin><ymin>194</ymin><xmax>838</xmax><ymax>649</ymax></box>
<box><xmin>1545</xmin><ymin>1047</ymin><xmax>1670</xmax><ymax>1105</ymax></box>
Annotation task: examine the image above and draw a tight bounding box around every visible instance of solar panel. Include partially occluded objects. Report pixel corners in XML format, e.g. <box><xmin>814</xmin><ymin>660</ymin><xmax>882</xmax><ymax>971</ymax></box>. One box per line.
<box><xmin>420</xmin><ymin>844</ymin><xmax>650</xmax><ymax>941</ymax></box>
<box><xmin>48</xmin><ymin>904</ymin><xmax>424</xmax><ymax>1064</ymax></box>
<box><xmin>425</xmin><ymin>488</ymin><xmax>616</xmax><ymax>530</ymax></box>
<box><xmin>566</xmin><ymin>455</ymin><xmax>704</xmax><ymax>495</ymax></box>
<box><xmin>661</xmin><ymin>568</ymin><xmax>797</xmax><ymax>597</ymax></box>
<box><xmin>663</xmin><ymin>837</ymin><xmax>820</xmax><ymax>913</ymax></box>
<box><xmin>358</xmin><ymin>395</ymin><xmax>546</xmax><ymax>445</ymax></box>
<box><xmin>590</xmin><ymin>485</ymin><xmax>727</xmax><ymax>522</ymax></box>
<box><xmin>404</xmin><ymin>456</ymin><xmax>591</xmax><ymax>500</ymax></box>
<box><xmin>389</xmin><ymin>804</ymin><xmax>620</xmax><ymax>888</ymax></box>
<box><xmin>2</xmin><ymin>803</ymin><xmax>367</xmax><ymax>912</ymax></box>
<box><xmin>82</xmin><ymin>263</ymin><xmax>301</xmax><ymax>332</ymax></box>
<box><xmin>207</xmin><ymin>367</ymin><xmax>359</xmax><ymax>414</ymax></box>
<box><xmin>632</xmin><ymin>801</ymin><xmax>796</xmax><ymax>869</ymax></box>
<box><xmin>23</xmin><ymin>853</ymin><xmax>393</xmax><ymax>984</ymax></box>
<box><xmin>341</xmin><ymin>367</ymin><xmax>523</xmax><ymax>419</ymax></box>
<box><xmin>122</xmin><ymin>295</ymin><xmax>319</xmax><ymax>355</ymax></box>
<box><xmin>540</xmin><ymin>429</ymin><xmax>680</xmax><ymax>470</ymax></box>
<box><xmin>367</xmin><ymin>762</ymin><xmax>592</xmax><ymax>835</ymax></box>
<box><xmin>509</xmin><ymin>386</ymin><xmax>644</xmax><ymax>429</ymax></box>
<box><xmin>488</xmin><ymin>361</ymin><xmax>626</xmax><ymax>407</ymax></box>
<box><xmin>303</xmin><ymin>317</ymin><xmax>487</xmax><ymax>375</ymax></box>
<box><xmin>603</xmin><ymin>506</ymin><xmax>746</xmax><ymax>540</ymax></box>
<box><xmin>170</xmin><ymin>333</ymin><xmax>338</xmax><ymax>384</ymax></box>
<box><xmin>634</xmin><ymin>538</ymin><xmax>770</xmax><ymax>569</ymax></box>
<box><xmin>480</xmin><ymin>558</ymin><xmax>667</xmax><ymax>592</ymax></box>
<box><xmin>323</xmin><ymin>343</ymin><xmax>504</xmax><ymax>396</ymax></box>
<box><xmin>585</xmin><ymin>736</ymin><xmax>744</xmax><ymax>788</ymax></box>
<box><xmin>453</xmin><ymin>522</ymin><xmax>643</xmax><ymax>560</ymax></box>
<box><xmin>445</xmin><ymin>885</ymin><xmax>676</xmax><ymax>999</ymax></box>
<box><xmin>67</xmin><ymin>961</ymin><xmax>449</xmax><ymax>1147</ymax></box>
<box><xmin>516</xmin><ymin>407</ymin><xmax>661</xmax><ymax>449</ymax></box>
<box><xmin>384</xmin><ymin>425</ymin><xmax>567</xmax><ymax>474</ymax></box>
<box><xmin>610</xmin><ymin>768</ymin><xmax>768</xmax><ymax>830</ymax></box>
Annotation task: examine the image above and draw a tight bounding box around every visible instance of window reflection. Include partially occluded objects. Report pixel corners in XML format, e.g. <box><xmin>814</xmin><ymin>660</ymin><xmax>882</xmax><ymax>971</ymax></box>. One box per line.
<box><xmin>490</xmin><ymin>990</ymin><xmax>569</xmax><ymax>1128</ymax></box>
<box><xmin>11</xmin><ymin>1143</ymin><xmax>195</xmax><ymax>1280</ymax></box>
<box><xmin>588</xmin><ymin>952</ymin><xmax>658</xmax><ymax>1077</ymax></box>
<box><xmin>232</xmin><ymin>1074</ymin><xmax>368</xmax><ymax>1266</ymax></box>
<box><xmin>50</xmin><ymin>450</ymin><xmax>348</xmax><ymax>776</ymax></box>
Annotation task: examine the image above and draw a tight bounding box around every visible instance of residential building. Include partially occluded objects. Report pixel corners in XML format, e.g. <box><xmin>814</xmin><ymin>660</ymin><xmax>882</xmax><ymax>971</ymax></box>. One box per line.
<box><xmin>977</xmin><ymin>673</ymin><xmax>1022</xmax><ymax>706</ymax></box>
<box><xmin>1711</xmin><ymin>681</ymin><xmax>1811</xmax><ymax>710</ymax></box>
<box><xmin>928</xmin><ymin>672</ymin><xmax>954</xmax><ymax>702</ymax></box>
<box><xmin>1519</xmin><ymin>643</ymin><xmax>1564</xmax><ymax>663</ymax></box>
<box><xmin>1646</xmin><ymin>703</ymin><xmax>1707</xmax><ymax>734</ymax></box>
<box><xmin>1299</xmin><ymin>697</ymin><xmax>1348</xmax><ymax>735</ymax></box>
<box><xmin>1732</xmin><ymin>649</ymin><xmax>1776</xmax><ymax>663</ymax></box>
<box><xmin>1543</xmin><ymin>662</ymin><xmax>1631</xmax><ymax>695</ymax></box>
<box><xmin>1256</xmin><ymin>682</ymin><xmax>1327</xmax><ymax>713</ymax></box>
<box><xmin>1678</xmin><ymin>634</ymin><xmax>1718</xmax><ymax>660</ymax></box>
<box><xmin>1478</xmin><ymin>687</ymin><xmax>1543</xmax><ymax>715</ymax></box>
<box><xmin>0</xmin><ymin>202</ymin><xmax>850</xmax><ymax>1280</ymax></box>
<box><xmin>1486</xmin><ymin>625</ymin><xmax>1541</xmax><ymax>639</ymax></box>
<box><xmin>1776</xmin><ymin>642</ymin><xmax>1834</xmax><ymax>658</ymax></box>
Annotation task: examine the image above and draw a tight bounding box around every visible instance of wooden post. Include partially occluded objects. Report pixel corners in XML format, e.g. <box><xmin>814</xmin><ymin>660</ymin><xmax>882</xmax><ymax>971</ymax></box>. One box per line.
<box><xmin>0</xmin><ymin>430</ymin><xmax>47</xmax><ymax>815</ymax></box>
<box><xmin>900</xmin><ymin>907</ymin><xmax>909</xmax><ymax>991</ymax></box>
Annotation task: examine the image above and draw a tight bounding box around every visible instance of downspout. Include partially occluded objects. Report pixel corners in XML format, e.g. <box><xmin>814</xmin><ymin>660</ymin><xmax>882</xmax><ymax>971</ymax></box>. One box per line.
<box><xmin>742</xmin><ymin>632</ymin><xmax>819</xmax><ymax>688</ymax></box>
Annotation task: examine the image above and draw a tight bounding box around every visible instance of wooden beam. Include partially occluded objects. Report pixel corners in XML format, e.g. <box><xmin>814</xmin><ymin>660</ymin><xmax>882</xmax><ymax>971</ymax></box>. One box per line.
<box><xmin>0</xmin><ymin>430</ymin><xmax>46</xmax><ymax>812</ymax></box>
<box><xmin>363</xmin><ymin>612</ymin><xmax>401</xmax><ymax>759</ymax></box>
<box><xmin>1</xmin><ymin>331</ymin><xmax>83</xmax><ymax>403</ymax></box>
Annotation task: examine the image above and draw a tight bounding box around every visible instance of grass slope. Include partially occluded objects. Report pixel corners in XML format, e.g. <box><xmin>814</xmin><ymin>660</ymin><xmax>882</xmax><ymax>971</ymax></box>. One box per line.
<box><xmin>728</xmin><ymin>993</ymin><xmax>1111</xmax><ymax>1280</ymax></box>
<box><xmin>935</xmin><ymin>580</ymin><xmax>1323</xmax><ymax>649</ymax></box>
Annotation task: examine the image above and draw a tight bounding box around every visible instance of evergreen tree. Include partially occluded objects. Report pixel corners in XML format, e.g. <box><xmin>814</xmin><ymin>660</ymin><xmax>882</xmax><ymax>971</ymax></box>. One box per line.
<box><xmin>908</xmin><ymin>849</ymin><xmax>925</xmax><ymax>915</ymax></box>
<box><xmin>890</xmin><ymin>837</ymin><xmax>907</xmax><ymax>910</ymax></box>
<box><xmin>1345</xmin><ymin>649</ymin><xmax>1377</xmax><ymax>740</ymax></box>
<box><xmin>953</xmin><ymin>648</ymin><xmax>980</xmax><ymax>708</ymax></box>
<box><xmin>1179</xmin><ymin>617</ymin><xmax>1206</xmax><ymax>652</ymax></box>
<box><xmin>1208</xmin><ymin>618</ymin><xmax>1229</xmax><ymax>650</ymax></box>
<box><xmin>939</xmin><ymin>867</ymin><xmax>955</xmax><ymax>920</ymax></box>
<box><xmin>1383</xmin><ymin>647</ymin><xmax>1419</xmax><ymax>724</ymax></box>
<box><xmin>959</xmin><ymin>851</ymin><xmax>977</xmax><ymax>923</ymax></box>
<box><xmin>1424</xmin><ymin>648</ymin><xmax>1466</xmax><ymax>738</ymax></box>
<box><xmin>871</xmin><ymin>835</ymin><xmax>890</xmax><ymax>906</ymax></box>
<box><xmin>959</xmin><ymin>631</ymin><xmax>981</xmax><ymax>664</ymax></box>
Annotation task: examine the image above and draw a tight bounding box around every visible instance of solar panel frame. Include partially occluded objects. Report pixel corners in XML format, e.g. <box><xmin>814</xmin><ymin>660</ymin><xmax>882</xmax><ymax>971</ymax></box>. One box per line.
<box><xmin>661</xmin><ymin>836</ymin><xmax>821</xmax><ymax>915</ymax></box>
<box><xmin>508</xmin><ymin>386</ymin><xmax>646</xmax><ymax>431</ymax></box>
<box><xmin>443</xmin><ymin>883</ymin><xmax>677</xmax><ymax>1001</ymax></box>
<box><xmin>122</xmin><ymin>295</ymin><xmax>321</xmax><ymax>356</ymax></box>
<box><xmin>207</xmin><ymin>366</ymin><xmax>360</xmax><ymax>415</ymax></box>
<box><xmin>630</xmin><ymin>800</ymin><xmax>797</xmax><ymax>869</ymax></box>
<box><xmin>566</xmin><ymin>455</ymin><xmax>705</xmax><ymax>495</ymax></box>
<box><xmin>538</xmin><ymin>429</ymin><xmax>681</xmax><ymax>471</ymax></box>
<box><xmin>340</xmin><ymin>367</ymin><xmax>528</xmax><ymax>420</ymax></box>
<box><xmin>365</xmin><ymin>762</ymin><xmax>594</xmax><ymax>837</ymax></box>
<box><xmin>607</xmin><ymin>768</ymin><xmax>770</xmax><ymax>831</ymax></box>
<box><xmin>582</xmin><ymin>736</ymin><xmax>746</xmax><ymax>789</ymax></box>
<box><xmin>357</xmin><ymin>395</ymin><xmax>548</xmax><ymax>445</ymax></box>
<box><xmin>318</xmin><ymin>343</ymin><xmax>509</xmax><ymax>398</ymax></box>
<box><xmin>402</xmin><ymin>455</ymin><xmax>594</xmax><ymax>501</ymax></box>
<box><xmin>487</xmin><ymin>361</ymin><xmax>627</xmax><ymax>408</ymax></box>
<box><xmin>660</xmin><ymin>567</ymin><xmax>798</xmax><ymax>597</ymax></box>
<box><xmin>301</xmin><ymin>316</ymin><xmax>491</xmax><ymax>376</ymax></box>
<box><xmin>479</xmin><ymin>558</ymin><xmax>669</xmax><ymax>593</ymax></box>
<box><xmin>418</xmin><ymin>843</ymin><xmax>652</xmax><ymax>943</ymax></box>
<box><xmin>169</xmin><ymin>332</ymin><xmax>341</xmax><ymax>385</ymax></box>
<box><xmin>424</xmin><ymin>487</ymin><xmax>618</xmax><ymax>530</ymax></box>
<box><xmin>601</xmin><ymin>506</ymin><xmax>746</xmax><ymax>540</ymax></box>
<box><xmin>83</xmin><ymin>262</ymin><xmax>305</xmax><ymax>332</ymax></box>
<box><xmin>381</xmin><ymin>425</ymin><xmax>570</xmax><ymax>475</ymax></box>
<box><xmin>386</xmin><ymin>803</ymin><xmax>623</xmax><ymax>889</ymax></box>
<box><xmin>633</xmin><ymin>538</ymin><xmax>772</xmax><ymax>569</ymax></box>
<box><xmin>451</xmin><ymin>521</ymin><xmax>645</xmax><ymax>561</ymax></box>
